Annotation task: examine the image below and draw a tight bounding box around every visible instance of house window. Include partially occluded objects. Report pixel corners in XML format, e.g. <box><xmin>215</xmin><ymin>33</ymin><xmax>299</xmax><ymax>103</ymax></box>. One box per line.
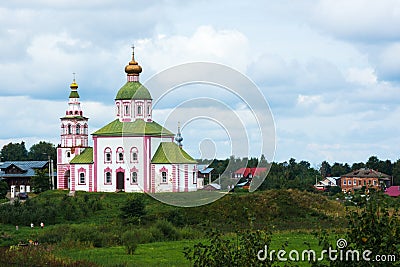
<box><xmin>343</xmin><ymin>180</ymin><xmax>346</xmax><ymax>185</ymax></box>
<box><xmin>105</xmin><ymin>172</ymin><xmax>112</xmax><ymax>184</ymax></box>
<box><xmin>364</xmin><ymin>180</ymin><xmax>366</xmax><ymax>186</ymax></box>
<box><xmin>193</xmin><ymin>172</ymin><xmax>197</xmax><ymax>184</ymax></box>
<box><xmin>353</xmin><ymin>179</ymin><xmax>356</xmax><ymax>185</ymax></box>
<box><xmin>79</xmin><ymin>173</ymin><xmax>85</xmax><ymax>184</ymax></box>
<box><xmin>162</xmin><ymin>171</ymin><xmax>167</xmax><ymax>183</ymax></box>
<box><xmin>373</xmin><ymin>180</ymin><xmax>377</xmax><ymax>186</ymax></box>
<box><xmin>68</xmin><ymin>125</ymin><xmax>72</xmax><ymax>134</ymax></box>
<box><xmin>104</xmin><ymin>148</ymin><xmax>112</xmax><ymax>163</ymax></box>
<box><xmin>76</xmin><ymin>124</ymin><xmax>80</xmax><ymax>134</ymax></box>
<box><xmin>116</xmin><ymin>147</ymin><xmax>124</xmax><ymax>163</ymax></box>
<box><xmin>132</xmin><ymin>172</ymin><xmax>137</xmax><ymax>184</ymax></box>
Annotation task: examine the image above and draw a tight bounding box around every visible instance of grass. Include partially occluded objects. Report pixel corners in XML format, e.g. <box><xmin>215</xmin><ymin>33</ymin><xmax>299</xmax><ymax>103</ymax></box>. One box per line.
<box><xmin>53</xmin><ymin>231</ymin><xmax>340</xmax><ymax>266</ymax></box>
<box><xmin>54</xmin><ymin>240</ymin><xmax>199</xmax><ymax>267</ymax></box>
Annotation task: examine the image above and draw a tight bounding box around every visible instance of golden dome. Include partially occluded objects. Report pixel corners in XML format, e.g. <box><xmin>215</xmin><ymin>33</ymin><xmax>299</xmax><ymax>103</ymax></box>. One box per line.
<box><xmin>125</xmin><ymin>47</ymin><xmax>142</xmax><ymax>75</ymax></box>
<box><xmin>70</xmin><ymin>81</ymin><xmax>78</xmax><ymax>90</ymax></box>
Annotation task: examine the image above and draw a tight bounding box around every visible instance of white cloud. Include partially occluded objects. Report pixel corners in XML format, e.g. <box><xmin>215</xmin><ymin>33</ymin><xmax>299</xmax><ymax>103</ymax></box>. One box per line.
<box><xmin>136</xmin><ymin>26</ymin><xmax>250</xmax><ymax>74</ymax></box>
<box><xmin>346</xmin><ymin>68</ymin><xmax>377</xmax><ymax>86</ymax></box>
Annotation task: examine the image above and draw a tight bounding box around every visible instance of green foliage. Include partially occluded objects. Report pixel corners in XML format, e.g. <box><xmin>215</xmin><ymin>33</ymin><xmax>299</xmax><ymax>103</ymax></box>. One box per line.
<box><xmin>30</xmin><ymin>169</ymin><xmax>51</xmax><ymax>193</ymax></box>
<box><xmin>28</xmin><ymin>141</ymin><xmax>56</xmax><ymax>161</ymax></box>
<box><xmin>0</xmin><ymin>180</ymin><xmax>8</xmax><ymax>199</ymax></box>
<box><xmin>184</xmin><ymin>229</ymin><xmax>275</xmax><ymax>266</ymax></box>
<box><xmin>120</xmin><ymin>193</ymin><xmax>146</xmax><ymax>224</ymax></box>
<box><xmin>0</xmin><ymin>245</ymin><xmax>99</xmax><ymax>266</ymax></box>
<box><xmin>313</xmin><ymin>192</ymin><xmax>400</xmax><ymax>266</ymax></box>
<box><xmin>121</xmin><ymin>230</ymin><xmax>139</xmax><ymax>254</ymax></box>
<box><xmin>0</xmin><ymin>141</ymin><xmax>28</xmax><ymax>161</ymax></box>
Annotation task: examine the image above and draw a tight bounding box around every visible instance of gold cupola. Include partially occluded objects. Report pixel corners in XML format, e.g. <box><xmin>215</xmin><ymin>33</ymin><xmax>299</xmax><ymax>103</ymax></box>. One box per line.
<box><xmin>125</xmin><ymin>46</ymin><xmax>142</xmax><ymax>78</ymax></box>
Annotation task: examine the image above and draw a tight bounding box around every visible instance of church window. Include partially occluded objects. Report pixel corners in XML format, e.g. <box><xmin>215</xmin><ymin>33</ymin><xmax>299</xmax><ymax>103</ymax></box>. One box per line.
<box><xmin>124</xmin><ymin>105</ymin><xmax>129</xmax><ymax>116</ymax></box>
<box><xmin>104</xmin><ymin>148</ymin><xmax>112</xmax><ymax>163</ymax></box>
<box><xmin>67</xmin><ymin>152</ymin><xmax>70</xmax><ymax>158</ymax></box>
<box><xmin>79</xmin><ymin>172</ymin><xmax>85</xmax><ymax>184</ymax></box>
<box><xmin>138</xmin><ymin>105</ymin><xmax>142</xmax><ymax>115</ymax></box>
<box><xmin>130</xmin><ymin>147</ymin><xmax>138</xmax><ymax>163</ymax></box>
<box><xmin>76</xmin><ymin>124</ymin><xmax>80</xmax><ymax>135</ymax></box>
<box><xmin>117</xmin><ymin>103</ymin><xmax>120</xmax><ymax>116</ymax></box>
<box><xmin>68</xmin><ymin>125</ymin><xmax>72</xmax><ymax>134</ymax></box>
<box><xmin>162</xmin><ymin>171</ymin><xmax>167</xmax><ymax>183</ymax></box>
<box><xmin>147</xmin><ymin>105</ymin><xmax>150</xmax><ymax>115</ymax></box>
<box><xmin>131</xmin><ymin>172</ymin><xmax>137</xmax><ymax>183</ymax></box>
<box><xmin>105</xmin><ymin>172</ymin><xmax>112</xmax><ymax>184</ymax></box>
<box><xmin>193</xmin><ymin>172</ymin><xmax>197</xmax><ymax>184</ymax></box>
<box><xmin>116</xmin><ymin>147</ymin><xmax>124</xmax><ymax>163</ymax></box>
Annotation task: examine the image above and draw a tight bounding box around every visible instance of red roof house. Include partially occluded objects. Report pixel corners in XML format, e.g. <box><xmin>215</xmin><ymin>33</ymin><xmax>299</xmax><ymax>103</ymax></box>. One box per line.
<box><xmin>234</xmin><ymin>168</ymin><xmax>268</xmax><ymax>179</ymax></box>
<box><xmin>385</xmin><ymin>186</ymin><xmax>400</xmax><ymax>197</ymax></box>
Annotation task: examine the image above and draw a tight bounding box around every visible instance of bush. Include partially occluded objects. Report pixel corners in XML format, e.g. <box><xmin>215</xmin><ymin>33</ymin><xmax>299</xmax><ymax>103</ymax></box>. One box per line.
<box><xmin>121</xmin><ymin>230</ymin><xmax>139</xmax><ymax>255</ymax></box>
<box><xmin>154</xmin><ymin>219</ymin><xmax>181</xmax><ymax>241</ymax></box>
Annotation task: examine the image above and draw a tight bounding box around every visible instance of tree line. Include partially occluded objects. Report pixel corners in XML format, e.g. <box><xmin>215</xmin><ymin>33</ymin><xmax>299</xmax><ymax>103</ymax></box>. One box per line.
<box><xmin>199</xmin><ymin>155</ymin><xmax>400</xmax><ymax>190</ymax></box>
<box><xmin>0</xmin><ymin>141</ymin><xmax>56</xmax><ymax>162</ymax></box>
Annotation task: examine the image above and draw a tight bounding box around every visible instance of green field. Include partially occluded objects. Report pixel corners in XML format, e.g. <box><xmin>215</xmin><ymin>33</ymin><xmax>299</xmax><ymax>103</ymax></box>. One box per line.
<box><xmin>0</xmin><ymin>189</ymin><xmax>352</xmax><ymax>266</ymax></box>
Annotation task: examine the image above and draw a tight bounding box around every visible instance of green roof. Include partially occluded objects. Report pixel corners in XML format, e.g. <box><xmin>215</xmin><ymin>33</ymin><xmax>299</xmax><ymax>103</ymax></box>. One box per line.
<box><xmin>115</xmin><ymin>82</ymin><xmax>152</xmax><ymax>100</ymax></box>
<box><xmin>151</xmin><ymin>142</ymin><xmax>197</xmax><ymax>164</ymax></box>
<box><xmin>92</xmin><ymin>119</ymin><xmax>174</xmax><ymax>137</ymax></box>
<box><xmin>70</xmin><ymin>147</ymin><xmax>93</xmax><ymax>164</ymax></box>
<box><xmin>69</xmin><ymin>90</ymin><xmax>80</xmax><ymax>98</ymax></box>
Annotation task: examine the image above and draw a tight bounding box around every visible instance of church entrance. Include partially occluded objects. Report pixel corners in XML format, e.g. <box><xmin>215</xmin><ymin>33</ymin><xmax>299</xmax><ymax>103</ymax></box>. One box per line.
<box><xmin>116</xmin><ymin>172</ymin><xmax>125</xmax><ymax>191</ymax></box>
<box><xmin>64</xmin><ymin>170</ymin><xmax>70</xmax><ymax>189</ymax></box>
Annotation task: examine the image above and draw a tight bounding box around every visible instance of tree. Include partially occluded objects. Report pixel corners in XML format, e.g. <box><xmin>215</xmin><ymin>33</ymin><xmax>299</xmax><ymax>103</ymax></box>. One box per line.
<box><xmin>366</xmin><ymin>155</ymin><xmax>380</xmax><ymax>170</ymax></box>
<box><xmin>30</xmin><ymin>169</ymin><xmax>51</xmax><ymax>193</ymax></box>
<box><xmin>120</xmin><ymin>194</ymin><xmax>146</xmax><ymax>224</ymax></box>
<box><xmin>0</xmin><ymin>180</ymin><xmax>8</xmax><ymax>199</ymax></box>
<box><xmin>393</xmin><ymin>159</ymin><xmax>400</xmax><ymax>185</ymax></box>
<box><xmin>28</xmin><ymin>141</ymin><xmax>57</xmax><ymax>163</ymax></box>
<box><xmin>319</xmin><ymin>161</ymin><xmax>331</xmax><ymax>178</ymax></box>
<box><xmin>0</xmin><ymin>142</ymin><xmax>28</xmax><ymax>161</ymax></box>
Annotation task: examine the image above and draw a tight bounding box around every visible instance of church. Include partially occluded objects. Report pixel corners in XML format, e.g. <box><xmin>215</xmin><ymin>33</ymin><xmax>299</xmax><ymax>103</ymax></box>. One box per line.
<box><xmin>56</xmin><ymin>48</ymin><xmax>199</xmax><ymax>193</ymax></box>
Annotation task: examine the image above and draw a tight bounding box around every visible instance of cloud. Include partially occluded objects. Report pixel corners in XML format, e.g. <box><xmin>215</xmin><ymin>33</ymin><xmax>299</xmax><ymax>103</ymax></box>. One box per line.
<box><xmin>136</xmin><ymin>25</ymin><xmax>250</xmax><ymax>74</ymax></box>
<box><xmin>312</xmin><ymin>0</ymin><xmax>400</xmax><ymax>42</ymax></box>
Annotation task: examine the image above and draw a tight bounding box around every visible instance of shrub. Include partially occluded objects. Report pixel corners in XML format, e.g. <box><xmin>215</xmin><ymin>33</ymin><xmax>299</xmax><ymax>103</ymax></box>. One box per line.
<box><xmin>121</xmin><ymin>230</ymin><xmax>139</xmax><ymax>255</ymax></box>
<box><xmin>154</xmin><ymin>219</ymin><xmax>181</xmax><ymax>241</ymax></box>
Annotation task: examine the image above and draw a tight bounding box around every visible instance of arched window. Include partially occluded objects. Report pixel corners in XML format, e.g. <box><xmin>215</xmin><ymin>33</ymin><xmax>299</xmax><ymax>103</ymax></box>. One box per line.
<box><xmin>147</xmin><ymin>105</ymin><xmax>150</xmax><ymax>116</ymax></box>
<box><xmin>161</xmin><ymin>171</ymin><xmax>167</xmax><ymax>183</ymax></box>
<box><xmin>79</xmin><ymin>172</ymin><xmax>85</xmax><ymax>184</ymax></box>
<box><xmin>117</xmin><ymin>103</ymin><xmax>120</xmax><ymax>116</ymax></box>
<box><xmin>131</xmin><ymin>172</ymin><xmax>137</xmax><ymax>183</ymax></box>
<box><xmin>76</xmin><ymin>124</ymin><xmax>80</xmax><ymax>135</ymax></box>
<box><xmin>84</xmin><ymin>124</ymin><xmax>88</xmax><ymax>134</ymax></box>
<box><xmin>104</xmin><ymin>147</ymin><xmax>112</xmax><ymax>163</ymax></box>
<box><xmin>116</xmin><ymin>147</ymin><xmax>124</xmax><ymax>163</ymax></box>
<box><xmin>68</xmin><ymin>125</ymin><xmax>72</xmax><ymax>134</ymax></box>
<box><xmin>137</xmin><ymin>105</ymin><xmax>142</xmax><ymax>115</ymax></box>
<box><xmin>125</xmin><ymin>105</ymin><xmax>129</xmax><ymax>116</ymax></box>
<box><xmin>105</xmin><ymin>171</ymin><xmax>112</xmax><ymax>184</ymax></box>
<box><xmin>67</xmin><ymin>152</ymin><xmax>71</xmax><ymax>158</ymax></box>
<box><xmin>130</xmin><ymin>147</ymin><xmax>138</xmax><ymax>163</ymax></box>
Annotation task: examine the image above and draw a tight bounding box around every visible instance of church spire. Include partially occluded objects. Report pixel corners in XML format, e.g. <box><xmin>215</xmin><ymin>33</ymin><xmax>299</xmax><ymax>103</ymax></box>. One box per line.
<box><xmin>125</xmin><ymin>45</ymin><xmax>142</xmax><ymax>82</ymax></box>
<box><xmin>175</xmin><ymin>122</ymin><xmax>183</xmax><ymax>148</ymax></box>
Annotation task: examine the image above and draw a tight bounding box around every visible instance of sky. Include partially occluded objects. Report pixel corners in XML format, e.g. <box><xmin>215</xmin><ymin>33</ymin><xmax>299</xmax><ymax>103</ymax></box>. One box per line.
<box><xmin>0</xmin><ymin>0</ymin><xmax>400</xmax><ymax>166</ymax></box>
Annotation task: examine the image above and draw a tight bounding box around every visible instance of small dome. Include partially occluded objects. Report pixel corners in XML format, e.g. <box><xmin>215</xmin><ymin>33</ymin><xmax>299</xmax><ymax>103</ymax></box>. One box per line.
<box><xmin>125</xmin><ymin>49</ymin><xmax>142</xmax><ymax>75</ymax></box>
<box><xmin>70</xmin><ymin>81</ymin><xmax>78</xmax><ymax>90</ymax></box>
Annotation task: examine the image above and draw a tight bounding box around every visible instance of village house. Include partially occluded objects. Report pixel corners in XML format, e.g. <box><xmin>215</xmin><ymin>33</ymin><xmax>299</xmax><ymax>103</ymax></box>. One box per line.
<box><xmin>0</xmin><ymin>161</ymin><xmax>50</xmax><ymax>197</ymax></box>
<box><xmin>339</xmin><ymin>168</ymin><xmax>391</xmax><ymax>193</ymax></box>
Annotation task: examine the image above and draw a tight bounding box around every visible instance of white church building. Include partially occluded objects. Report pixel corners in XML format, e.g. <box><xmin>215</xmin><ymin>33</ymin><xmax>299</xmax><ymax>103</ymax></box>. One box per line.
<box><xmin>57</xmin><ymin>48</ymin><xmax>199</xmax><ymax>193</ymax></box>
